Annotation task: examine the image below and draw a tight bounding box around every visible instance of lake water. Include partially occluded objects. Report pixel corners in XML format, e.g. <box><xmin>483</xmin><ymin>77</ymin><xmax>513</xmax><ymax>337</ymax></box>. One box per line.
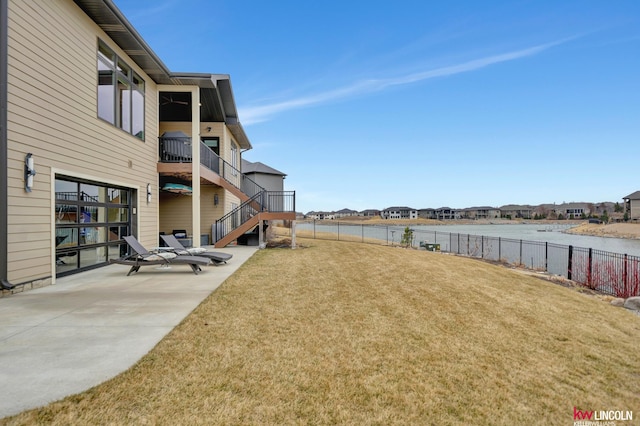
<box><xmin>298</xmin><ymin>222</ymin><xmax>640</xmax><ymax>257</ymax></box>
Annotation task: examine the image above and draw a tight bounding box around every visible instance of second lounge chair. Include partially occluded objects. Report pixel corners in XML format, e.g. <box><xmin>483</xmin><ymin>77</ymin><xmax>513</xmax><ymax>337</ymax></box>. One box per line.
<box><xmin>160</xmin><ymin>234</ymin><xmax>233</xmax><ymax>265</ymax></box>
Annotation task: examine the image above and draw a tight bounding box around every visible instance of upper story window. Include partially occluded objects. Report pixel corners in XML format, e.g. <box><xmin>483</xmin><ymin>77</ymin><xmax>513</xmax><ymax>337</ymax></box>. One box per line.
<box><xmin>202</xmin><ymin>137</ymin><xmax>220</xmax><ymax>156</ymax></box>
<box><xmin>97</xmin><ymin>41</ymin><xmax>145</xmax><ymax>140</ymax></box>
<box><xmin>230</xmin><ymin>140</ymin><xmax>238</xmax><ymax>175</ymax></box>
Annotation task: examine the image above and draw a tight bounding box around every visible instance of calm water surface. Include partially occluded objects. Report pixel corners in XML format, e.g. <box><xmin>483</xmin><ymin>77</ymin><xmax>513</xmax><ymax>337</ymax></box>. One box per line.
<box><xmin>412</xmin><ymin>224</ymin><xmax>640</xmax><ymax>257</ymax></box>
<box><xmin>299</xmin><ymin>222</ymin><xmax>640</xmax><ymax>257</ymax></box>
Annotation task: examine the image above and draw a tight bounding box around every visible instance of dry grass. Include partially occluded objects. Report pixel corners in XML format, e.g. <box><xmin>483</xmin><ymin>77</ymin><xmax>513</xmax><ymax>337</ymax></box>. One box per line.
<box><xmin>3</xmin><ymin>239</ymin><xmax>640</xmax><ymax>425</ymax></box>
<box><xmin>568</xmin><ymin>222</ymin><xmax>640</xmax><ymax>239</ymax></box>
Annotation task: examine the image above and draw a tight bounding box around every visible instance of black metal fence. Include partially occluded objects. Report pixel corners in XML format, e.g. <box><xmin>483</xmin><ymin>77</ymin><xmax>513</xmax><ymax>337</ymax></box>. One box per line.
<box><xmin>289</xmin><ymin>221</ymin><xmax>640</xmax><ymax>298</ymax></box>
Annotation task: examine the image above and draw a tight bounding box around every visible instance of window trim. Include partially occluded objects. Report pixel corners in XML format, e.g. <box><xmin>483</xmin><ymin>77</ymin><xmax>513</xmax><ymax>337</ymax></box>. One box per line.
<box><xmin>97</xmin><ymin>40</ymin><xmax>145</xmax><ymax>140</ymax></box>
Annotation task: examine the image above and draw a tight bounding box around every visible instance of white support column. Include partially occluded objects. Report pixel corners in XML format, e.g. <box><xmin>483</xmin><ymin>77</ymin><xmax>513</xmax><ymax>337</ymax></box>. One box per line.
<box><xmin>191</xmin><ymin>88</ymin><xmax>201</xmax><ymax>245</ymax></box>
<box><xmin>258</xmin><ymin>218</ymin><xmax>264</xmax><ymax>248</ymax></box>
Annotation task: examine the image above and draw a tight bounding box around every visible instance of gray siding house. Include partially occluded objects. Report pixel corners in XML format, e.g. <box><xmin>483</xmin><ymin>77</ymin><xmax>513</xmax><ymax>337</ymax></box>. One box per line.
<box><xmin>623</xmin><ymin>191</ymin><xmax>640</xmax><ymax>221</ymax></box>
<box><xmin>242</xmin><ymin>160</ymin><xmax>286</xmax><ymax>192</ymax></box>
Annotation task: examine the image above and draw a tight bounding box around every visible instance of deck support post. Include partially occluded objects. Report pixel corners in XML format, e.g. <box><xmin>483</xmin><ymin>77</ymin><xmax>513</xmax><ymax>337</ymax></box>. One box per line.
<box><xmin>291</xmin><ymin>221</ymin><xmax>296</xmax><ymax>249</ymax></box>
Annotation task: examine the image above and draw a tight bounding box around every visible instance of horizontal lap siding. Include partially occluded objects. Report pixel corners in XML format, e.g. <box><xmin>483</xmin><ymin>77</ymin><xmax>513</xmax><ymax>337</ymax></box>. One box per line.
<box><xmin>7</xmin><ymin>0</ymin><xmax>159</xmax><ymax>283</ymax></box>
<box><xmin>200</xmin><ymin>186</ymin><xmax>225</xmax><ymax>243</ymax></box>
<box><xmin>159</xmin><ymin>122</ymin><xmax>193</xmax><ymax>136</ymax></box>
<box><xmin>159</xmin><ymin>193</ymin><xmax>193</xmax><ymax>237</ymax></box>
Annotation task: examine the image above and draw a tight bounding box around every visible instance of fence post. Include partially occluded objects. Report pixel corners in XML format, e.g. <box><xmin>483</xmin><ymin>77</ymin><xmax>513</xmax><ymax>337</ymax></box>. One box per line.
<box><xmin>545</xmin><ymin>242</ymin><xmax>548</xmax><ymax>272</ymax></box>
<box><xmin>337</xmin><ymin>221</ymin><xmax>340</xmax><ymax>241</ymax></box>
<box><xmin>498</xmin><ymin>237</ymin><xmax>501</xmax><ymax>261</ymax></box>
<box><xmin>588</xmin><ymin>248</ymin><xmax>593</xmax><ymax>287</ymax></box>
<box><xmin>519</xmin><ymin>240</ymin><xmax>523</xmax><ymax>265</ymax></box>
<box><xmin>313</xmin><ymin>220</ymin><xmax>316</xmax><ymax>239</ymax></box>
<box><xmin>568</xmin><ymin>245</ymin><xmax>573</xmax><ymax>280</ymax></box>
<box><xmin>458</xmin><ymin>233</ymin><xmax>460</xmax><ymax>255</ymax></box>
<box><xmin>623</xmin><ymin>254</ymin><xmax>628</xmax><ymax>295</ymax></box>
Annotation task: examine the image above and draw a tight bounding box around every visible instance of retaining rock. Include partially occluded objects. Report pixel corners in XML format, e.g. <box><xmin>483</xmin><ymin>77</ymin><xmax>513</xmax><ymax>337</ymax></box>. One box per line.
<box><xmin>610</xmin><ymin>298</ymin><xmax>625</xmax><ymax>307</ymax></box>
<box><xmin>623</xmin><ymin>296</ymin><xmax>640</xmax><ymax>311</ymax></box>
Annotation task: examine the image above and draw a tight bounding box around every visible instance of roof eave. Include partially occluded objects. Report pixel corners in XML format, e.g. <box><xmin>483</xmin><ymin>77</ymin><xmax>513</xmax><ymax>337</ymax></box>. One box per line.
<box><xmin>74</xmin><ymin>1</ymin><xmax>252</xmax><ymax>149</ymax></box>
<box><xmin>73</xmin><ymin>0</ymin><xmax>172</xmax><ymax>83</ymax></box>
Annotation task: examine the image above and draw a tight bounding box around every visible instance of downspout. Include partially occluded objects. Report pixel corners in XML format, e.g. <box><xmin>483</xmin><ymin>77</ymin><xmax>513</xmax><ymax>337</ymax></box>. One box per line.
<box><xmin>0</xmin><ymin>0</ymin><xmax>13</xmax><ymax>289</ymax></box>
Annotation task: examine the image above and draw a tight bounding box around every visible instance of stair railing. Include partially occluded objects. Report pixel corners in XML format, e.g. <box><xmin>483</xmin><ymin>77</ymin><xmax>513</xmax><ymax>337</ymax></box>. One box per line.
<box><xmin>199</xmin><ymin>142</ymin><xmax>263</xmax><ymax>198</ymax></box>
<box><xmin>213</xmin><ymin>192</ymin><xmax>263</xmax><ymax>243</ymax></box>
<box><xmin>212</xmin><ymin>191</ymin><xmax>296</xmax><ymax>243</ymax></box>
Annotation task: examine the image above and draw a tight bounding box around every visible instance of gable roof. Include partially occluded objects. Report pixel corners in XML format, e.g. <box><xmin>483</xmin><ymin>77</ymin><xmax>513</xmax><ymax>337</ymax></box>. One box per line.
<box><xmin>624</xmin><ymin>191</ymin><xmax>640</xmax><ymax>200</ymax></box>
<box><xmin>383</xmin><ymin>206</ymin><xmax>416</xmax><ymax>211</ymax></box>
<box><xmin>242</xmin><ymin>160</ymin><xmax>286</xmax><ymax>176</ymax></box>
<box><xmin>463</xmin><ymin>206</ymin><xmax>499</xmax><ymax>210</ymax></box>
<box><xmin>500</xmin><ymin>204</ymin><xmax>534</xmax><ymax>210</ymax></box>
<box><xmin>73</xmin><ymin>0</ymin><xmax>250</xmax><ymax>149</ymax></box>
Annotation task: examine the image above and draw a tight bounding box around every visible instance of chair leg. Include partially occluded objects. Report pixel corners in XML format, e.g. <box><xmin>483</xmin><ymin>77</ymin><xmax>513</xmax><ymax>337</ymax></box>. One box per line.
<box><xmin>189</xmin><ymin>264</ymin><xmax>199</xmax><ymax>275</ymax></box>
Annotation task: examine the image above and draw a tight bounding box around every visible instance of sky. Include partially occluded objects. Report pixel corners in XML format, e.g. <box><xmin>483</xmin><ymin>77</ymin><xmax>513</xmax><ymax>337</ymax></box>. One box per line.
<box><xmin>113</xmin><ymin>0</ymin><xmax>640</xmax><ymax>213</ymax></box>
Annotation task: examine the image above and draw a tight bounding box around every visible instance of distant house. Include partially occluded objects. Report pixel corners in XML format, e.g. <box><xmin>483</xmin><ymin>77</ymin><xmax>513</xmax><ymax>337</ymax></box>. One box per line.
<box><xmin>306</xmin><ymin>211</ymin><xmax>321</xmax><ymax>220</ymax></box>
<box><xmin>434</xmin><ymin>207</ymin><xmax>459</xmax><ymax>220</ymax></box>
<box><xmin>306</xmin><ymin>211</ymin><xmax>335</xmax><ymax>220</ymax></box>
<box><xmin>242</xmin><ymin>159</ymin><xmax>288</xmax><ymax>214</ymax></box>
<box><xmin>242</xmin><ymin>160</ymin><xmax>286</xmax><ymax>192</ymax></box>
<box><xmin>623</xmin><ymin>191</ymin><xmax>640</xmax><ymax>221</ymax></box>
<box><xmin>360</xmin><ymin>209</ymin><xmax>381</xmax><ymax>217</ymax></box>
<box><xmin>561</xmin><ymin>203</ymin><xmax>590</xmax><ymax>219</ymax></box>
<box><xmin>500</xmin><ymin>205</ymin><xmax>533</xmax><ymax>219</ymax></box>
<box><xmin>461</xmin><ymin>206</ymin><xmax>501</xmax><ymax>220</ymax></box>
<box><xmin>381</xmin><ymin>207</ymin><xmax>418</xmax><ymax>220</ymax></box>
<box><xmin>418</xmin><ymin>208</ymin><xmax>436</xmax><ymax>220</ymax></box>
<box><xmin>334</xmin><ymin>208</ymin><xmax>358</xmax><ymax>218</ymax></box>
<box><xmin>534</xmin><ymin>202</ymin><xmax>593</xmax><ymax>219</ymax></box>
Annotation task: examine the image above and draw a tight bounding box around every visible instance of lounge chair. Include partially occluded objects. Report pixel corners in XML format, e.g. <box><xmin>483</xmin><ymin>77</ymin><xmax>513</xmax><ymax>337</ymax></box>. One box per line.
<box><xmin>110</xmin><ymin>236</ymin><xmax>211</xmax><ymax>276</ymax></box>
<box><xmin>160</xmin><ymin>234</ymin><xmax>233</xmax><ymax>264</ymax></box>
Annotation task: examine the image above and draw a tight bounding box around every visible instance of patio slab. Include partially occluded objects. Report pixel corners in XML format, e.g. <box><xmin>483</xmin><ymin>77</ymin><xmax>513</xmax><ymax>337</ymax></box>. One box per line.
<box><xmin>0</xmin><ymin>245</ymin><xmax>258</xmax><ymax>419</ymax></box>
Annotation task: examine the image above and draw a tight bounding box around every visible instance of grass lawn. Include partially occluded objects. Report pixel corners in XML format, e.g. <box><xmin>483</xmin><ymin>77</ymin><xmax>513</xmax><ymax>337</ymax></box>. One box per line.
<box><xmin>3</xmin><ymin>238</ymin><xmax>639</xmax><ymax>425</ymax></box>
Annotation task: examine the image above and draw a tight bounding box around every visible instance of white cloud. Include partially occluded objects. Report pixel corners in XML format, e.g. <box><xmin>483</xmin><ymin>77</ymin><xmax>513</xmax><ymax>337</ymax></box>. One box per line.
<box><xmin>239</xmin><ymin>38</ymin><xmax>574</xmax><ymax>125</ymax></box>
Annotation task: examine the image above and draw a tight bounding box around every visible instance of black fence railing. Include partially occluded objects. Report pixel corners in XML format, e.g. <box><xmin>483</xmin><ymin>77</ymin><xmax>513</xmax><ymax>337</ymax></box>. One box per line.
<box><xmin>159</xmin><ymin>135</ymin><xmax>192</xmax><ymax>162</ymax></box>
<box><xmin>263</xmin><ymin>191</ymin><xmax>296</xmax><ymax>213</ymax></box>
<box><xmin>199</xmin><ymin>143</ymin><xmax>220</xmax><ymax>174</ymax></box>
<box><xmin>214</xmin><ymin>193</ymin><xmax>261</xmax><ymax>243</ymax></box>
<box><xmin>213</xmin><ymin>191</ymin><xmax>296</xmax><ymax>243</ymax></box>
<box><xmin>288</xmin><ymin>221</ymin><xmax>640</xmax><ymax>298</ymax></box>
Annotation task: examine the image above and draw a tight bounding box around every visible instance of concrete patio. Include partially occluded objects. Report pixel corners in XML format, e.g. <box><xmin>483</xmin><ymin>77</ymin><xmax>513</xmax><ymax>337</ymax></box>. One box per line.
<box><xmin>0</xmin><ymin>245</ymin><xmax>258</xmax><ymax>419</ymax></box>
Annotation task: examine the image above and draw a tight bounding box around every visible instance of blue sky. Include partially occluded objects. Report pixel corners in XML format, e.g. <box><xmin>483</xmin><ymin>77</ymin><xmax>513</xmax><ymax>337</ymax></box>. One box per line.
<box><xmin>114</xmin><ymin>0</ymin><xmax>640</xmax><ymax>213</ymax></box>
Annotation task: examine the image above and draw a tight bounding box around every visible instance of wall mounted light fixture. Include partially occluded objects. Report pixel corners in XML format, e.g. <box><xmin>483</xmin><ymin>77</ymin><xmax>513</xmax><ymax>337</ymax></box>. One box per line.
<box><xmin>147</xmin><ymin>183</ymin><xmax>152</xmax><ymax>203</ymax></box>
<box><xmin>214</xmin><ymin>194</ymin><xmax>219</xmax><ymax>205</ymax></box>
<box><xmin>205</xmin><ymin>126</ymin><xmax>212</xmax><ymax>132</ymax></box>
<box><xmin>24</xmin><ymin>153</ymin><xmax>36</xmax><ymax>192</ymax></box>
